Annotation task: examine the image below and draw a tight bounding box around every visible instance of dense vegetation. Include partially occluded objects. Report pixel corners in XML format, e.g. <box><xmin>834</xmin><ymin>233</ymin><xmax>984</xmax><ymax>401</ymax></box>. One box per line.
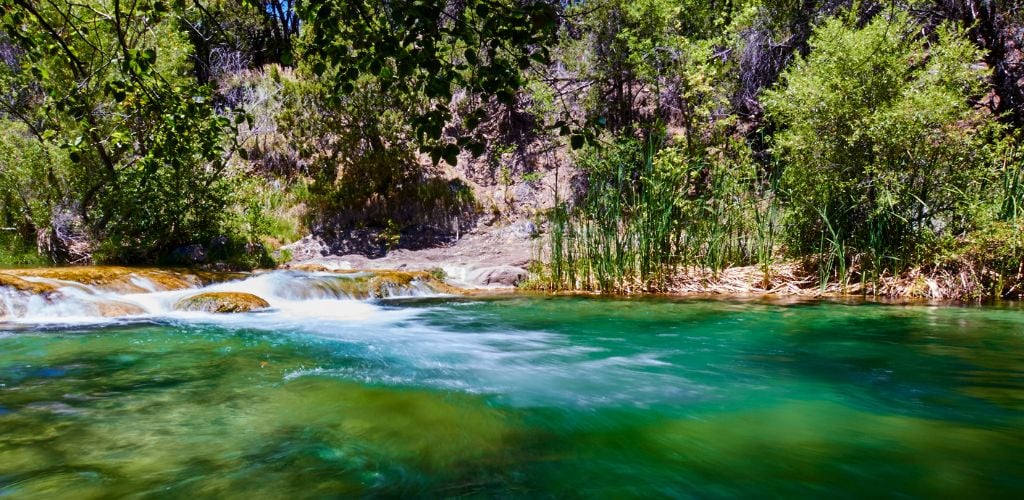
<box><xmin>1</xmin><ymin>0</ymin><xmax>1022</xmax><ymax>297</ymax></box>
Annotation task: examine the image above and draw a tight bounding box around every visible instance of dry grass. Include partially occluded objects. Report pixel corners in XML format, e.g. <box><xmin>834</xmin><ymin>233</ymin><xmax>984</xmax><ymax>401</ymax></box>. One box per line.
<box><xmin>663</xmin><ymin>262</ymin><xmax>819</xmax><ymax>296</ymax></box>
<box><xmin>588</xmin><ymin>260</ymin><xmax>1024</xmax><ymax>301</ymax></box>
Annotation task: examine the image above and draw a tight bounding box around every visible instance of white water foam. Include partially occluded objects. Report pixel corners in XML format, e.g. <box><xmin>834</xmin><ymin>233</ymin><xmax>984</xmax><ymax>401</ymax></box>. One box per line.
<box><xmin>2</xmin><ymin>269</ymin><xmax>704</xmax><ymax>408</ymax></box>
<box><xmin>0</xmin><ymin>270</ymin><xmax>441</xmax><ymax>326</ymax></box>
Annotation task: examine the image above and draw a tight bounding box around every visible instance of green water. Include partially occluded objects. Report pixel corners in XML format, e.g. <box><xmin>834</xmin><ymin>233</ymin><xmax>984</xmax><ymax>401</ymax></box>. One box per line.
<box><xmin>2</xmin><ymin>296</ymin><xmax>1024</xmax><ymax>497</ymax></box>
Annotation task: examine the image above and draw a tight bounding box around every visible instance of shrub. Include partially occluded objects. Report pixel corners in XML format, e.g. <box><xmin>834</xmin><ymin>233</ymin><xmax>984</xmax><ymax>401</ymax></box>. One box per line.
<box><xmin>764</xmin><ymin>13</ymin><xmax>995</xmax><ymax>278</ymax></box>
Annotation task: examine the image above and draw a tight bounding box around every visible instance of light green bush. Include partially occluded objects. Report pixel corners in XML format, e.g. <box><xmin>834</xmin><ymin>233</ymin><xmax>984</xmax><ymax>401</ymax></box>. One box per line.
<box><xmin>764</xmin><ymin>13</ymin><xmax>996</xmax><ymax>277</ymax></box>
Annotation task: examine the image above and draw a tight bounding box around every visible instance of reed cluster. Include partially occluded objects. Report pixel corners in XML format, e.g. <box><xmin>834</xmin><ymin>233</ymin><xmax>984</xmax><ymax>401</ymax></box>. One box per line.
<box><xmin>544</xmin><ymin>135</ymin><xmax>779</xmax><ymax>293</ymax></box>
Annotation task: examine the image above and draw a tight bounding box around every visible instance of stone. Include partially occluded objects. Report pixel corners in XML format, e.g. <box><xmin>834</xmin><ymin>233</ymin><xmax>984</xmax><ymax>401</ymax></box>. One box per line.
<box><xmin>505</xmin><ymin>221</ymin><xmax>538</xmax><ymax>239</ymax></box>
<box><xmin>5</xmin><ymin>267</ymin><xmax>241</xmax><ymax>293</ymax></box>
<box><xmin>467</xmin><ymin>266</ymin><xmax>529</xmax><ymax>287</ymax></box>
<box><xmin>0</xmin><ymin>273</ymin><xmax>59</xmax><ymax>295</ymax></box>
<box><xmin>280</xmin><ymin>235</ymin><xmax>329</xmax><ymax>262</ymax></box>
<box><xmin>169</xmin><ymin>244</ymin><xmax>207</xmax><ymax>264</ymax></box>
<box><xmin>288</xmin><ymin>259</ymin><xmax>355</xmax><ymax>273</ymax></box>
<box><xmin>173</xmin><ymin>292</ymin><xmax>271</xmax><ymax>313</ymax></box>
<box><xmin>95</xmin><ymin>301</ymin><xmax>147</xmax><ymax>317</ymax></box>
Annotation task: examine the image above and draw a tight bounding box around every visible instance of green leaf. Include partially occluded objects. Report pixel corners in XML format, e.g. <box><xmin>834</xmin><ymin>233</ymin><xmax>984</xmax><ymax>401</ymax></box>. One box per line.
<box><xmin>496</xmin><ymin>89</ymin><xmax>515</xmax><ymax>105</ymax></box>
<box><xmin>467</xmin><ymin>142</ymin><xmax>486</xmax><ymax>157</ymax></box>
<box><xmin>570</xmin><ymin>135</ymin><xmax>585</xmax><ymax>150</ymax></box>
<box><xmin>141</xmin><ymin>48</ymin><xmax>157</xmax><ymax>68</ymax></box>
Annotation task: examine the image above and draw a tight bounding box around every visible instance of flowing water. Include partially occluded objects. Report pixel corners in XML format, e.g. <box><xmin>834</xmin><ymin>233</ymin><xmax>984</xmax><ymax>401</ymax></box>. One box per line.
<box><xmin>2</xmin><ymin>271</ymin><xmax>1024</xmax><ymax>497</ymax></box>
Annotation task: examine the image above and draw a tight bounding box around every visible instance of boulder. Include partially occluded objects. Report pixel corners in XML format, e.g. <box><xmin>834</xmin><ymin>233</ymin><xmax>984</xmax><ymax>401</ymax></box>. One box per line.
<box><xmin>280</xmin><ymin>235</ymin><xmax>329</xmax><ymax>262</ymax></box>
<box><xmin>169</xmin><ymin>244</ymin><xmax>207</xmax><ymax>264</ymax></box>
<box><xmin>174</xmin><ymin>292</ymin><xmax>270</xmax><ymax>313</ymax></box>
<box><xmin>467</xmin><ymin>266</ymin><xmax>529</xmax><ymax>287</ymax></box>
<box><xmin>504</xmin><ymin>221</ymin><xmax>538</xmax><ymax>239</ymax></box>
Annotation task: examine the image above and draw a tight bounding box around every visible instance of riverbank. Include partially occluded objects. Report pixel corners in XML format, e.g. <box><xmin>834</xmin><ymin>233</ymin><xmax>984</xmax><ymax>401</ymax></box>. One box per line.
<box><xmin>1</xmin><ymin>244</ymin><xmax>1021</xmax><ymax>322</ymax></box>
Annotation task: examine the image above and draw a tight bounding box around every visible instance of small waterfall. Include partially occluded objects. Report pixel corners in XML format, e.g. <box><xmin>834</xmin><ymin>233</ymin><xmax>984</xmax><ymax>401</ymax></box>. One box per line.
<box><xmin>0</xmin><ymin>268</ymin><xmax>452</xmax><ymax>324</ymax></box>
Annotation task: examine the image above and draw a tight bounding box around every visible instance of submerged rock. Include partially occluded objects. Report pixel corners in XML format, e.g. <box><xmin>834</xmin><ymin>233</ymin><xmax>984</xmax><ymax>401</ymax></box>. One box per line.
<box><xmin>174</xmin><ymin>292</ymin><xmax>271</xmax><ymax>313</ymax></box>
<box><xmin>95</xmin><ymin>301</ymin><xmax>147</xmax><ymax>317</ymax></box>
<box><xmin>287</xmin><ymin>259</ymin><xmax>355</xmax><ymax>273</ymax></box>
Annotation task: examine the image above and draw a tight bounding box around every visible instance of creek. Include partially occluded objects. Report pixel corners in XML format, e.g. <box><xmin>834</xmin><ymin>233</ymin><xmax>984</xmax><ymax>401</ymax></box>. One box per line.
<box><xmin>1</xmin><ymin>269</ymin><xmax>1023</xmax><ymax>496</ymax></box>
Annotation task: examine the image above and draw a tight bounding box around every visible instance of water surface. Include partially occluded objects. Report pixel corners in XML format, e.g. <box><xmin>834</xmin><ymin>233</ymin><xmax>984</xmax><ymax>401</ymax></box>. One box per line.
<box><xmin>2</xmin><ymin>293</ymin><xmax>1024</xmax><ymax>497</ymax></box>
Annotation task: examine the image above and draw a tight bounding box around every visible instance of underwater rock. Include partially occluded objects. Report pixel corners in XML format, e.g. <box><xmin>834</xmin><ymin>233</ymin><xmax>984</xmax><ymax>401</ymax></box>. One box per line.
<box><xmin>287</xmin><ymin>259</ymin><xmax>355</xmax><ymax>273</ymax></box>
<box><xmin>174</xmin><ymin>292</ymin><xmax>271</xmax><ymax>313</ymax></box>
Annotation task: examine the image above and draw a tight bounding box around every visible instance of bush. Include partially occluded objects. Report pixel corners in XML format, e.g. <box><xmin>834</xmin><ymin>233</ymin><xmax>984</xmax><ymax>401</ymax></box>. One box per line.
<box><xmin>764</xmin><ymin>13</ymin><xmax>996</xmax><ymax>277</ymax></box>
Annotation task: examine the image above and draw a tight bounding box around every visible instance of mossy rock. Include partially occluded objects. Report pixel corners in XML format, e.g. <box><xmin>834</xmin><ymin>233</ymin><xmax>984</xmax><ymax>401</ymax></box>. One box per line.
<box><xmin>6</xmin><ymin>267</ymin><xmax>246</xmax><ymax>293</ymax></box>
<box><xmin>95</xmin><ymin>301</ymin><xmax>147</xmax><ymax>317</ymax></box>
<box><xmin>174</xmin><ymin>292</ymin><xmax>271</xmax><ymax>313</ymax></box>
<box><xmin>0</xmin><ymin>273</ymin><xmax>59</xmax><ymax>295</ymax></box>
<box><xmin>366</xmin><ymin>271</ymin><xmax>464</xmax><ymax>298</ymax></box>
<box><xmin>277</xmin><ymin>270</ymin><xmax>463</xmax><ymax>300</ymax></box>
<box><xmin>288</xmin><ymin>262</ymin><xmax>358</xmax><ymax>273</ymax></box>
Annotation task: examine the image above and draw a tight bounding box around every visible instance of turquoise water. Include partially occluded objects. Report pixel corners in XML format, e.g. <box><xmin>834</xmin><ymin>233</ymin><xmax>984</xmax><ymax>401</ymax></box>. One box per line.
<box><xmin>2</xmin><ymin>296</ymin><xmax>1024</xmax><ymax>497</ymax></box>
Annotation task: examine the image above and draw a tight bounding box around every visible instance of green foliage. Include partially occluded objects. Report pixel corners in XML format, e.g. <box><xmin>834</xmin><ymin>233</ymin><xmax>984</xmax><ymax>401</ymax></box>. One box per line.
<box><xmin>232</xmin><ymin>177</ymin><xmax>310</xmax><ymax>247</ymax></box>
<box><xmin>0</xmin><ymin>121</ymin><xmax>71</xmax><ymax>238</ymax></box>
<box><xmin>0</xmin><ymin>0</ymin><xmax>248</xmax><ymax>263</ymax></box>
<box><xmin>278</xmin><ymin>41</ymin><xmax>477</xmax><ymax>238</ymax></box>
<box><xmin>0</xmin><ymin>0</ymin><xmax>1021</xmax><ymax>299</ymax></box>
<box><xmin>426</xmin><ymin>267</ymin><xmax>447</xmax><ymax>280</ymax></box>
<box><xmin>764</xmin><ymin>13</ymin><xmax>995</xmax><ymax>278</ymax></box>
<box><xmin>0</xmin><ymin>231</ymin><xmax>48</xmax><ymax>267</ymax></box>
<box><xmin>295</xmin><ymin>0</ymin><xmax>560</xmax><ymax>164</ymax></box>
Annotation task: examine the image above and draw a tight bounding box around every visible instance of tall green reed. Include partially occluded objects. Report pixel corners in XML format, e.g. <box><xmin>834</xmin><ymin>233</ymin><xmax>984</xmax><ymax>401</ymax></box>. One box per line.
<box><xmin>545</xmin><ymin>133</ymin><xmax>764</xmax><ymax>293</ymax></box>
<box><xmin>1000</xmin><ymin>155</ymin><xmax>1024</xmax><ymax>221</ymax></box>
